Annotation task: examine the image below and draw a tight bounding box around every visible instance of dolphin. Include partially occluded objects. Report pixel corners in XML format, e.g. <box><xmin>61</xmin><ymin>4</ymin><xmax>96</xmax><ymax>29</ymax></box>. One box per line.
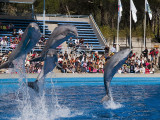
<box><xmin>0</xmin><ymin>23</ymin><xmax>41</xmax><ymax>69</ymax></box>
<box><xmin>102</xmin><ymin>49</ymin><xmax>131</xmax><ymax>102</ymax></box>
<box><xmin>31</xmin><ymin>24</ymin><xmax>78</xmax><ymax>62</ymax></box>
<box><xmin>28</xmin><ymin>24</ymin><xmax>78</xmax><ymax>92</ymax></box>
<box><xmin>28</xmin><ymin>49</ymin><xmax>58</xmax><ymax>92</ymax></box>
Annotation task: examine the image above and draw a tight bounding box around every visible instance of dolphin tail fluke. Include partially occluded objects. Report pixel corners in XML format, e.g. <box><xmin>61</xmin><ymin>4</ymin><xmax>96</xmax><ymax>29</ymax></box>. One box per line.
<box><xmin>27</xmin><ymin>80</ymin><xmax>39</xmax><ymax>92</ymax></box>
<box><xmin>101</xmin><ymin>95</ymin><xmax>110</xmax><ymax>102</ymax></box>
<box><xmin>0</xmin><ymin>61</ymin><xmax>14</xmax><ymax>69</ymax></box>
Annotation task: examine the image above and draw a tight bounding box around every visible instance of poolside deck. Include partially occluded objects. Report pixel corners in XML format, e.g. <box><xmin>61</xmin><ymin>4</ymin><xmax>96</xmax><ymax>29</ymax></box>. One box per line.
<box><xmin>0</xmin><ymin>73</ymin><xmax>160</xmax><ymax>79</ymax></box>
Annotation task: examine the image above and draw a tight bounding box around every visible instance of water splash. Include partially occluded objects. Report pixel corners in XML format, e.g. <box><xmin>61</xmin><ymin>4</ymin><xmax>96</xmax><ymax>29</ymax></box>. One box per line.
<box><xmin>11</xmin><ymin>61</ymin><xmax>82</xmax><ymax>120</ymax></box>
<box><xmin>103</xmin><ymin>89</ymin><xmax>123</xmax><ymax>110</ymax></box>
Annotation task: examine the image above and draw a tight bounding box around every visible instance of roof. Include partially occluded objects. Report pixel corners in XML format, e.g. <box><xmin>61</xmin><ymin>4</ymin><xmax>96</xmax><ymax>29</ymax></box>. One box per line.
<box><xmin>0</xmin><ymin>0</ymin><xmax>36</xmax><ymax>4</ymax></box>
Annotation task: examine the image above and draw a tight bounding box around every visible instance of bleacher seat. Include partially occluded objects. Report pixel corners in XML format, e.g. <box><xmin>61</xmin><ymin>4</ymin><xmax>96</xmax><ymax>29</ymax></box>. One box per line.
<box><xmin>0</xmin><ymin>18</ymin><xmax>104</xmax><ymax>53</ymax></box>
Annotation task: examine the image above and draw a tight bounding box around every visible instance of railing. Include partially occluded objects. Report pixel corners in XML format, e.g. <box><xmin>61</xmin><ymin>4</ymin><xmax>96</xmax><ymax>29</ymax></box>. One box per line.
<box><xmin>34</xmin><ymin>14</ymin><xmax>41</xmax><ymax>27</ymax></box>
<box><xmin>36</xmin><ymin>14</ymin><xmax>89</xmax><ymax>18</ymax></box>
<box><xmin>0</xmin><ymin>44</ymin><xmax>105</xmax><ymax>55</ymax></box>
<box><xmin>0</xmin><ymin>12</ymin><xmax>32</xmax><ymax>19</ymax></box>
<box><xmin>89</xmin><ymin>14</ymin><xmax>107</xmax><ymax>46</ymax></box>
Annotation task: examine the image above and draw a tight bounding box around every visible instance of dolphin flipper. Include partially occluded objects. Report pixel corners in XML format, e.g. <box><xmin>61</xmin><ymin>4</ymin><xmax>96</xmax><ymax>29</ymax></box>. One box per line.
<box><xmin>27</xmin><ymin>80</ymin><xmax>39</xmax><ymax>92</ymax></box>
<box><xmin>55</xmin><ymin>62</ymin><xmax>62</xmax><ymax>69</ymax></box>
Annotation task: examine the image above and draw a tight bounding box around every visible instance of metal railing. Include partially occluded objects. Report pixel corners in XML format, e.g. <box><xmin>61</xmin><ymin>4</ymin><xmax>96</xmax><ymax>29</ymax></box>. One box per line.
<box><xmin>89</xmin><ymin>14</ymin><xmax>107</xmax><ymax>46</ymax></box>
<box><xmin>0</xmin><ymin>44</ymin><xmax>105</xmax><ymax>55</ymax></box>
<box><xmin>36</xmin><ymin>14</ymin><xmax>89</xmax><ymax>18</ymax></box>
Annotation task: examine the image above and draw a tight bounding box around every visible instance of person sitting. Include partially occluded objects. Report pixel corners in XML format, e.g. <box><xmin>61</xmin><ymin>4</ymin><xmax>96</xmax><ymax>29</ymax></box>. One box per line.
<box><xmin>140</xmin><ymin>64</ymin><xmax>145</xmax><ymax>74</ymax></box>
<box><xmin>10</xmin><ymin>41</ymin><xmax>17</xmax><ymax>49</ymax></box>
<box><xmin>150</xmin><ymin>65</ymin><xmax>154</xmax><ymax>74</ymax></box>
<box><xmin>8</xmin><ymin>23</ymin><xmax>14</xmax><ymax>31</ymax></box>
<box><xmin>71</xmin><ymin>64</ymin><xmax>76</xmax><ymax>73</ymax></box>
<box><xmin>86</xmin><ymin>43</ymin><xmax>90</xmax><ymax>53</ymax></box>
<box><xmin>99</xmin><ymin>62</ymin><xmax>104</xmax><ymax>73</ymax></box>
<box><xmin>122</xmin><ymin>64</ymin><xmax>129</xmax><ymax>73</ymax></box>
<box><xmin>110</xmin><ymin>44</ymin><xmax>116</xmax><ymax>53</ymax></box>
<box><xmin>118</xmin><ymin>68</ymin><xmax>122</xmax><ymax>74</ymax></box>
<box><xmin>76</xmin><ymin>64</ymin><xmax>82</xmax><ymax>73</ymax></box>
<box><xmin>93</xmin><ymin>61</ymin><xmax>99</xmax><ymax>73</ymax></box>
<box><xmin>18</xmin><ymin>28</ymin><xmax>23</xmax><ymax>36</ymax></box>
<box><xmin>1</xmin><ymin>39</ymin><xmax>7</xmax><ymax>49</ymax></box>
<box><xmin>12</xmin><ymin>29</ymin><xmax>17</xmax><ymax>37</ymax></box>
<box><xmin>79</xmin><ymin>38</ymin><xmax>84</xmax><ymax>45</ymax></box>
<box><xmin>88</xmin><ymin>63</ymin><xmax>94</xmax><ymax>73</ymax></box>
<box><xmin>81</xmin><ymin>64</ymin><xmax>87</xmax><ymax>73</ymax></box>
<box><xmin>68</xmin><ymin>37</ymin><xmax>74</xmax><ymax>48</ymax></box>
<box><xmin>134</xmin><ymin>66</ymin><xmax>140</xmax><ymax>73</ymax></box>
<box><xmin>75</xmin><ymin>38</ymin><xmax>80</xmax><ymax>49</ymax></box>
<box><xmin>62</xmin><ymin>62</ymin><xmax>67</xmax><ymax>73</ymax></box>
<box><xmin>64</xmin><ymin>51</ymin><xmax>68</xmax><ymax>60</ymax></box>
<box><xmin>130</xmin><ymin>62</ymin><xmax>135</xmax><ymax>73</ymax></box>
<box><xmin>66</xmin><ymin>65</ymin><xmax>73</xmax><ymax>73</ymax></box>
<box><xmin>145</xmin><ymin>66</ymin><xmax>150</xmax><ymax>74</ymax></box>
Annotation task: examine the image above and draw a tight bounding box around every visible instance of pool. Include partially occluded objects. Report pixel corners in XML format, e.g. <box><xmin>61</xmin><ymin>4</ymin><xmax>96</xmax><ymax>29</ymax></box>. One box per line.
<box><xmin>0</xmin><ymin>77</ymin><xmax>160</xmax><ymax>120</ymax></box>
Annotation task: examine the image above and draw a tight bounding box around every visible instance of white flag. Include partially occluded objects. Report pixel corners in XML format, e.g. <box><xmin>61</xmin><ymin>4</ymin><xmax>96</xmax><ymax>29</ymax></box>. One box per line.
<box><xmin>145</xmin><ymin>0</ymin><xmax>152</xmax><ymax>20</ymax></box>
<box><xmin>130</xmin><ymin>0</ymin><xmax>137</xmax><ymax>23</ymax></box>
<box><xmin>118</xmin><ymin>0</ymin><xmax>123</xmax><ymax>23</ymax></box>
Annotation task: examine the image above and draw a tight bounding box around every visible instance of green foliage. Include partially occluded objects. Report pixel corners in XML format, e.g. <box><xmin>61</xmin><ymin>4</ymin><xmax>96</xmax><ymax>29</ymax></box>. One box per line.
<box><xmin>0</xmin><ymin>0</ymin><xmax>159</xmax><ymax>38</ymax></box>
<box><xmin>100</xmin><ymin>25</ymin><xmax>155</xmax><ymax>38</ymax></box>
<box><xmin>100</xmin><ymin>26</ymin><xmax>116</xmax><ymax>38</ymax></box>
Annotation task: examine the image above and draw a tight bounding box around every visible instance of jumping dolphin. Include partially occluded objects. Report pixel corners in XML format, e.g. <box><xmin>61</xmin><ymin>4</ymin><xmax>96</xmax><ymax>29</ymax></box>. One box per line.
<box><xmin>31</xmin><ymin>24</ymin><xmax>78</xmax><ymax>62</ymax></box>
<box><xmin>0</xmin><ymin>23</ymin><xmax>41</xmax><ymax>69</ymax></box>
<box><xmin>28</xmin><ymin>49</ymin><xmax>58</xmax><ymax>92</ymax></box>
<box><xmin>28</xmin><ymin>24</ymin><xmax>78</xmax><ymax>92</ymax></box>
<box><xmin>102</xmin><ymin>49</ymin><xmax>131</xmax><ymax>102</ymax></box>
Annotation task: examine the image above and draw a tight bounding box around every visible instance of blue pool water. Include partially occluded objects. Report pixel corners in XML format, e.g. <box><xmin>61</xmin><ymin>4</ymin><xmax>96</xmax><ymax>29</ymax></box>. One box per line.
<box><xmin>0</xmin><ymin>77</ymin><xmax>160</xmax><ymax>120</ymax></box>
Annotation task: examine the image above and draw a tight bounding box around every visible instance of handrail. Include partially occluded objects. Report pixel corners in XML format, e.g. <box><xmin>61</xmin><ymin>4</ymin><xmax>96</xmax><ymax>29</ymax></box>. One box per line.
<box><xmin>89</xmin><ymin>14</ymin><xmax>107</xmax><ymax>46</ymax></box>
<box><xmin>34</xmin><ymin>14</ymin><xmax>40</xmax><ymax>27</ymax></box>
<box><xmin>36</xmin><ymin>14</ymin><xmax>89</xmax><ymax>18</ymax></box>
<box><xmin>0</xmin><ymin>44</ymin><xmax>105</xmax><ymax>55</ymax></box>
<box><xmin>34</xmin><ymin>14</ymin><xmax>43</xmax><ymax>37</ymax></box>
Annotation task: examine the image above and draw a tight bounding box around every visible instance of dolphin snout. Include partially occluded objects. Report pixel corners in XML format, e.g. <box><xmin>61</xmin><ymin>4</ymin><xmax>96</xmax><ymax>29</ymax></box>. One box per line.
<box><xmin>29</xmin><ymin>23</ymin><xmax>39</xmax><ymax>31</ymax></box>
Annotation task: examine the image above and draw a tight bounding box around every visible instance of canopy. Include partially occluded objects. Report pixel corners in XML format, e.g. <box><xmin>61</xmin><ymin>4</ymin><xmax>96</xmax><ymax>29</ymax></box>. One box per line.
<box><xmin>0</xmin><ymin>0</ymin><xmax>36</xmax><ymax>4</ymax></box>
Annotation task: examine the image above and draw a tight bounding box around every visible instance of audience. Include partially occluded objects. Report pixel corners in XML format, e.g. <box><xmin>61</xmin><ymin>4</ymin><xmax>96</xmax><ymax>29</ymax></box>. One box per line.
<box><xmin>0</xmin><ymin>24</ymin><xmax>159</xmax><ymax>74</ymax></box>
<box><xmin>0</xmin><ymin>41</ymin><xmax>159</xmax><ymax>74</ymax></box>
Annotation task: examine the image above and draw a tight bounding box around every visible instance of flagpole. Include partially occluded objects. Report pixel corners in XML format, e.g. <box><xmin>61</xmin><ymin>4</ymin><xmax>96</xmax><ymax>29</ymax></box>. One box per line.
<box><xmin>117</xmin><ymin>4</ymin><xmax>120</xmax><ymax>52</ymax></box>
<box><xmin>43</xmin><ymin>0</ymin><xmax>45</xmax><ymax>36</ymax></box>
<box><xmin>117</xmin><ymin>18</ymin><xmax>119</xmax><ymax>52</ymax></box>
<box><xmin>144</xmin><ymin>0</ymin><xmax>146</xmax><ymax>49</ymax></box>
<box><xmin>130</xmin><ymin>0</ymin><xmax>132</xmax><ymax>50</ymax></box>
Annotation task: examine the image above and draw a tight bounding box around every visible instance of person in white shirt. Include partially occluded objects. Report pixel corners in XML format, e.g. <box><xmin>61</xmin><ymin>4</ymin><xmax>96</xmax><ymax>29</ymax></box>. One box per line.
<box><xmin>135</xmin><ymin>66</ymin><xmax>140</xmax><ymax>73</ymax></box>
<box><xmin>75</xmin><ymin>38</ymin><xmax>79</xmax><ymax>46</ymax></box>
<box><xmin>1</xmin><ymin>39</ymin><xmax>7</xmax><ymax>48</ymax></box>
<box><xmin>58</xmin><ymin>57</ymin><xmax>63</xmax><ymax>62</ymax></box>
<box><xmin>118</xmin><ymin>68</ymin><xmax>122</xmax><ymax>74</ymax></box>
<box><xmin>18</xmin><ymin>28</ymin><xmax>23</xmax><ymax>35</ymax></box>
<box><xmin>90</xmin><ymin>44</ymin><xmax>93</xmax><ymax>54</ymax></box>
<box><xmin>135</xmin><ymin>57</ymin><xmax>141</xmax><ymax>66</ymax></box>
<box><xmin>140</xmin><ymin>64</ymin><xmax>145</xmax><ymax>74</ymax></box>
<box><xmin>110</xmin><ymin>44</ymin><xmax>116</xmax><ymax>53</ymax></box>
<box><xmin>150</xmin><ymin>65</ymin><xmax>154</xmax><ymax>74</ymax></box>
